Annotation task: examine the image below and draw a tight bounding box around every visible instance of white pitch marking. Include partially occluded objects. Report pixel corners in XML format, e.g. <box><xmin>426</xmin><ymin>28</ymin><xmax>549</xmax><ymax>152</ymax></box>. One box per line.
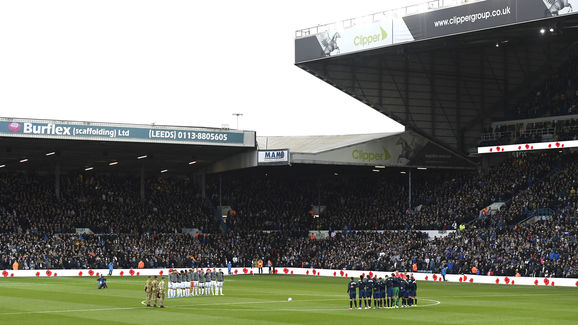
<box><xmin>0</xmin><ymin>297</ymin><xmax>441</xmax><ymax>316</ymax></box>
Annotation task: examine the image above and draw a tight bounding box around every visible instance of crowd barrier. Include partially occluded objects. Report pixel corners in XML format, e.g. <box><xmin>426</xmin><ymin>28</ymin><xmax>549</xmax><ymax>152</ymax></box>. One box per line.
<box><xmin>2</xmin><ymin>267</ymin><xmax>577</xmax><ymax>287</ymax></box>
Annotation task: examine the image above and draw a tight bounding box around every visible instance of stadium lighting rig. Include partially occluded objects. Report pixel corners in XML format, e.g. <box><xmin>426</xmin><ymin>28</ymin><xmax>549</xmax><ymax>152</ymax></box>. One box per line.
<box><xmin>19</xmin><ymin>158</ymin><xmax>28</xmax><ymax>163</ymax></box>
<box><xmin>137</xmin><ymin>155</ymin><xmax>148</xmax><ymax>159</ymax></box>
<box><xmin>45</xmin><ymin>151</ymin><xmax>56</xmax><ymax>156</ymax></box>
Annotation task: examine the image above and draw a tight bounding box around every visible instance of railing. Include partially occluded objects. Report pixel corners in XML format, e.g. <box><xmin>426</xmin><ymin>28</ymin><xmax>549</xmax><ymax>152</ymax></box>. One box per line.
<box><xmin>295</xmin><ymin>0</ymin><xmax>481</xmax><ymax>38</ymax></box>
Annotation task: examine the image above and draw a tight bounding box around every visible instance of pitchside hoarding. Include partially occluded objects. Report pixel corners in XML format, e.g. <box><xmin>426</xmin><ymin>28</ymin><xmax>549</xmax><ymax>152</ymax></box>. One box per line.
<box><xmin>296</xmin><ymin>0</ymin><xmax>578</xmax><ymax>62</ymax></box>
<box><xmin>0</xmin><ymin>118</ymin><xmax>255</xmax><ymax>147</ymax></box>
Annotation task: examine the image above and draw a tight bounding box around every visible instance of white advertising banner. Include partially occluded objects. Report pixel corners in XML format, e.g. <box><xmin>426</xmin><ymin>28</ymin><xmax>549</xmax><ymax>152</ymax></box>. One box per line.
<box><xmin>3</xmin><ymin>267</ymin><xmax>576</xmax><ymax>288</ymax></box>
<box><xmin>315</xmin><ymin>18</ymin><xmax>414</xmax><ymax>57</ymax></box>
<box><xmin>257</xmin><ymin>149</ymin><xmax>290</xmax><ymax>165</ymax></box>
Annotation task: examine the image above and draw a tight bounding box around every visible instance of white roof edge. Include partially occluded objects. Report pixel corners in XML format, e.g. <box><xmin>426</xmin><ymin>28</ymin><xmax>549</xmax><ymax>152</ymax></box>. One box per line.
<box><xmin>257</xmin><ymin>132</ymin><xmax>403</xmax><ymax>154</ymax></box>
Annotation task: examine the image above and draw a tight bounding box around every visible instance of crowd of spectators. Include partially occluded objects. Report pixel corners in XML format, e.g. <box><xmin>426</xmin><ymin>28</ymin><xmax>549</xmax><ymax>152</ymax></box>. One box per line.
<box><xmin>480</xmin><ymin>117</ymin><xmax>578</xmax><ymax>147</ymax></box>
<box><xmin>2</xmin><ymin>212</ymin><xmax>575</xmax><ymax>278</ymax></box>
<box><xmin>0</xmin><ymin>151</ymin><xmax>576</xmax><ymax>278</ymax></box>
<box><xmin>217</xmin><ymin>151</ymin><xmax>569</xmax><ymax>231</ymax></box>
<box><xmin>509</xmin><ymin>58</ymin><xmax>578</xmax><ymax>120</ymax></box>
<box><xmin>479</xmin><ymin>57</ymin><xmax>577</xmax><ymax>147</ymax></box>
<box><xmin>0</xmin><ymin>174</ymin><xmax>218</xmax><ymax>235</ymax></box>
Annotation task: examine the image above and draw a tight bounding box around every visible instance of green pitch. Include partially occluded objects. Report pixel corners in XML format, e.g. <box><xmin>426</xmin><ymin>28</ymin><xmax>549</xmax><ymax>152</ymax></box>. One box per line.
<box><xmin>0</xmin><ymin>275</ymin><xmax>576</xmax><ymax>324</ymax></box>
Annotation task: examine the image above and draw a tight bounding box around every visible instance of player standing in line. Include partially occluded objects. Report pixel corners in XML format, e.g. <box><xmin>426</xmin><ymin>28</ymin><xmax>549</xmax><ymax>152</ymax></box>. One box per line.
<box><xmin>158</xmin><ymin>276</ymin><xmax>166</xmax><ymax>308</ymax></box>
<box><xmin>399</xmin><ymin>276</ymin><xmax>408</xmax><ymax>307</ymax></box>
<box><xmin>192</xmin><ymin>268</ymin><xmax>199</xmax><ymax>296</ymax></box>
<box><xmin>180</xmin><ymin>270</ymin><xmax>187</xmax><ymax>297</ymax></box>
<box><xmin>366</xmin><ymin>274</ymin><xmax>375</xmax><ymax>309</ymax></box>
<box><xmin>205</xmin><ymin>270</ymin><xmax>212</xmax><ymax>296</ymax></box>
<box><xmin>211</xmin><ymin>268</ymin><xmax>217</xmax><ymax>296</ymax></box>
<box><xmin>363</xmin><ymin>275</ymin><xmax>372</xmax><ymax>309</ymax></box>
<box><xmin>391</xmin><ymin>273</ymin><xmax>400</xmax><ymax>308</ymax></box>
<box><xmin>173</xmin><ymin>271</ymin><xmax>179</xmax><ymax>297</ymax></box>
<box><xmin>183</xmin><ymin>270</ymin><xmax>189</xmax><ymax>297</ymax></box>
<box><xmin>409</xmin><ymin>274</ymin><xmax>417</xmax><ymax>306</ymax></box>
<box><xmin>189</xmin><ymin>270</ymin><xmax>195</xmax><ymax>297</ymax></box>
<box><xmin>173</xmin><ymin>270</ymin><xmax>179</xmax><ymax>298</ymax></box>
<box><xmin>346</xmin><ymin>277</ymin><xmax>357</xmax><ymax>310</ymax></box>
<box><xmin>198</xmin><ymin>269</ymin><xmax>205</xmax><ymax>296</ymax></box>
<box><xmin>167</xmin><ymin>270</ymin><xmax>174</xmax><ymax>298</ymax></box>
<box><xmin>357</xmin><ymin>275</ymin><xmax>364</xmax><ymax>310</ymax></box>
<box><xmin>385</xmin><ymin>273</ymin><xmax>394</xmax><ymax>308</ymax></box>
<box><xmin>373</xmin><ymin>275</ymin><xmax>380</xmax><ymax>309</ymax></box>
<box><xmin>377</xmin><ymin>277</ymin><xmax>385</xmax><ymax>309</ymax></box>
<box><xmin>145</xmin><ymin>276</ymin><xmax>153</xmax><ymax>307</ymax></box>
<box><xmin>217</xmin><ymin>268</ymin><xmax>225</xmax><ymax>295</ymax></box>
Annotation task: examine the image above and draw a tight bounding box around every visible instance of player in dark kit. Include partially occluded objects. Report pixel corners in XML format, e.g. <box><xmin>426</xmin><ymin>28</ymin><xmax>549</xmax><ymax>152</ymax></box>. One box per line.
<box><xmin>366</xmin><ymin>275</ymin><xmax>375</xmax><ymax>309</ymax></box>
<box><xmin>347</xmin><ymin>277</ymin><xmax>358</xmax><ymax>310</ymax></box>
<box><xmin>399</xmin><ymin>276</ymin><xmax>408</xmax><ymax>307</ymax></box>
<box><xmin>97</xmin><ymin>275</ymin><xmax>107</xmax><ymax>289</ymax></box>
<box><xmin>377</xmin><ymin>277</ymin><xmax>386</xmax><ymax>309</ymax></box>
<box><xmin>385</xmin><ymin>274</ymin><xmax>394</xmax><ymax>308</ymax></box>
<box><xmin>363</xmin><ymin>275</ymin><xmax>372</xmax><ymax>309</ymax></box>
<box><xmin>371</xmin><ymin>275</ymin><xmax>380</xmax><ymax>309</ymax></box>
<box><xmin>408</xmin><ymin>274</ymin><xmax>417</xmax><ymax>306</ymax></box>
<box><xmin>357</xmin><ymin>275</ymin><xmax>365</xmax><ymax>309</ymax></box>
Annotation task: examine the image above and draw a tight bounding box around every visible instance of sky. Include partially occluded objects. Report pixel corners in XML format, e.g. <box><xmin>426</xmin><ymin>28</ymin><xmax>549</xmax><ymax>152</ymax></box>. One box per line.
<box><xmin>0</xmin><ymin>0</ymin><xmax>429</xmax><ymax>136</ymax></box>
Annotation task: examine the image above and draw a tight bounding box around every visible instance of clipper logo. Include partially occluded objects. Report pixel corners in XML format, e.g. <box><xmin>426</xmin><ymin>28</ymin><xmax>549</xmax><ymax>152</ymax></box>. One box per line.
<box><xmin>354</xmin><ymin>27</ymin><xmax>388</xmax><ymax>47</ymax></box>
<box><xmin>7</xmin><ymin>122</ymin><xmax>22</xmax><ymax>132</ymax></box>
<box><xmin>22</xmin><ymin>123</ymin><xmax>72</xmax><ymax>135</ymax></box>
<box><xmin>352</xmin><ymin>148</ymin><xmax>392</xmax><ymax>162</ymax></box>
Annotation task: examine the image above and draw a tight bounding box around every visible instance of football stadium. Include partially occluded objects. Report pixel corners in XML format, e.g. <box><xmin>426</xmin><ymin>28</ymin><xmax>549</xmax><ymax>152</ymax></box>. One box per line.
<box><xmin>1</xmin><ymin>0</ymin><xmax>578</xmax><ymax>324</ymax></box>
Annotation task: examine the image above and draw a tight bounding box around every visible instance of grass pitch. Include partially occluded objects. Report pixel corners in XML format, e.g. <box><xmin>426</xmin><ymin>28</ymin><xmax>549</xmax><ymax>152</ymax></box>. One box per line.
<box><xmin>0</xmin><ymin>275</ymin><xmax>576</xmax><ymax>324</ymax></box>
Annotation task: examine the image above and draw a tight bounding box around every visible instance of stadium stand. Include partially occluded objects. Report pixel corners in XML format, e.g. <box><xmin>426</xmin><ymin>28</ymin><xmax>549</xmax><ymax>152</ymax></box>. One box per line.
<box><xmin>0</xmin><ymin>152</ymin><xmax>576</xmax><ymax>278</ymax></box>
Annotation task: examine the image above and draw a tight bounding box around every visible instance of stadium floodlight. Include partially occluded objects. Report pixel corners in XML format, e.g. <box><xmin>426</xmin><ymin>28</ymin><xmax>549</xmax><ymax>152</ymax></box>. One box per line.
<box><xmin>540</xmin><ymin>28</ymin><xmax>546</xmax><ymax>34</ymax></box>
<box><xmin>372</xmin><ymin>169</ymin><xmax>380</xmax><ymax>172</ymax></box>
<box><xmin>161</xmin><ymin>169</ymin><xmax>168</xmax><ymax>173</ymax></box>
<box><xmin>188</xmin><ymin>161</ymin><xmax>197</xmax><ymax>165</ymax></box>
<box><xmin>400</xmin><ymin>171</ymin><xmax>407</xmax><ymax>174</ymax></box>
<box><xmin>108</xmin><ymin>161</ymin><xmax>118</xmax><ymax>166</ymax></box>
<box><xmin>417</xmin><ymin>167</ymin><xmax>427</xmax><ymax>170</ymax></box>
<box><xmin>137</xmin><ymin>155</ymin><xmax>148</xmax><ymax>159</ymax></box>
<box><xmin>549</xmin><ymin>27</ymin><xmax>555</xmax><ymax>32</ymax></box>
<box><xmin>45</xmin><ymin>152</ymin><xmax>56</xmax><ymax>156</ymax></box>
<box><xmin>19</xmin><ymin>158</ymin><xmax>28</xmax><ymax>163</ymax></box>
<box><xmin>84</xmin><ymin>167</ymin><xmax>94</xmax><ymax>171</ymax></box>
<box><xmin>495</xmin><ymin>42</ymin><xmax>499</xmax><ymax>48</ymax></box>
<box><xmin>374</xmin><ymin>165</ymin><xmax>386</xmax><ymax>169</ymax></box>
<box><xmin>333</xmin><ymin>172</ymin><xmax>339</xmax><ymax>176</ymax></box>
<box><xmin>0</xmin><ymin>164</ymin><xmax>5</xmax><ymax>168</ymax></box>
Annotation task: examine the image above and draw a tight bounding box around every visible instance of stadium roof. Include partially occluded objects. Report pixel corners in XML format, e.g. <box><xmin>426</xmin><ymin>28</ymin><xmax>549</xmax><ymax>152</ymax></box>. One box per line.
<box><xmin>0</xmin><ymin>117</ymin><xmax>256</xmax><ymax>175</ymax></box>
<box><xmin>295</xmin><ymin>2</ymin><xmax>578</xmax><ymax>156</ymax></box>
<box><xmin>257</xmin><ymin>132</ymin><xmax>401</xmax><ymax>154</ymax></box>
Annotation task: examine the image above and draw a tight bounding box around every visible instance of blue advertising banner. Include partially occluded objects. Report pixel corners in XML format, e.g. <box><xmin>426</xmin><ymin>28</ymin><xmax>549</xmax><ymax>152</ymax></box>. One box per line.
<box><xmin>0</xmin><ymin>119</ymin><xmax>249</xmax><ymax>146</ymax></box>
